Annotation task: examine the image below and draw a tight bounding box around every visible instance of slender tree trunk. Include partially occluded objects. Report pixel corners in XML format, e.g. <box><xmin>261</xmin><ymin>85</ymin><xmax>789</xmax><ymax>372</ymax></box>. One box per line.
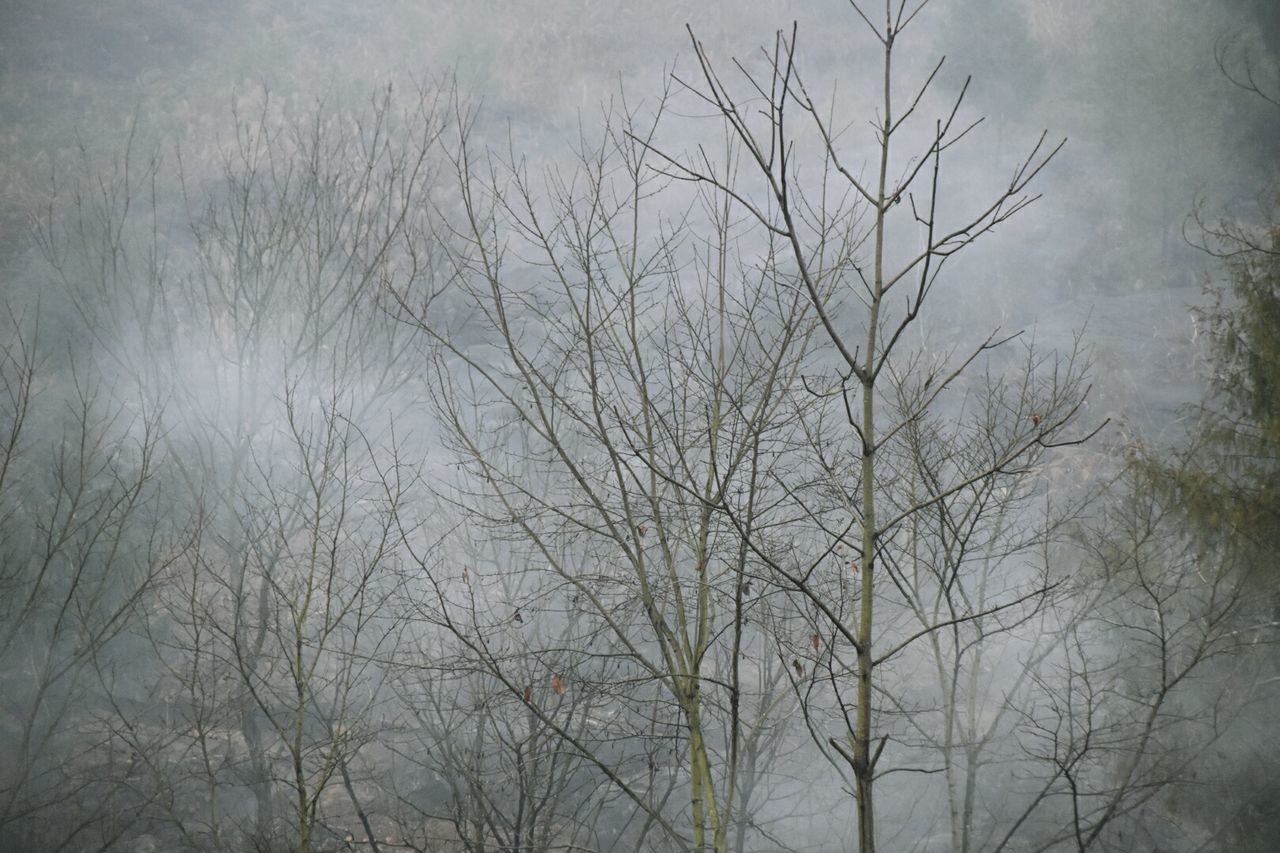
<box><xmin>685</xmin><ymin>687</ymin><xmax>724</xmax><ymax>852</ymax></box>
<box><xmin>853</xmin><ymin>13</ymin><xmax>895</xmax><ymax>851</ymax></box>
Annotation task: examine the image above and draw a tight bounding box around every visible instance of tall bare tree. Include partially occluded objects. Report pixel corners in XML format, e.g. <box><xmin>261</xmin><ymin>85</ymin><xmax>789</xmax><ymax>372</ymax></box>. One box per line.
<box><xmin>645</xmin><ymin>5</ymin><xmax>1104</xmax><ymax>849</ymax></box>
<box><xmin>398</xmin><ymin>89</ymin><xmax>825</xmax><ymax>851</ymax></box>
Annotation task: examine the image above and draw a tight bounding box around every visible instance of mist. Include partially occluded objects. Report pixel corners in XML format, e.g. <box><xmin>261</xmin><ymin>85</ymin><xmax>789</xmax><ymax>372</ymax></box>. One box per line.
<box><xmin>1</xmin><ymin>1</ymin><xmax>1278</xmax><ymax>851</ymax></box>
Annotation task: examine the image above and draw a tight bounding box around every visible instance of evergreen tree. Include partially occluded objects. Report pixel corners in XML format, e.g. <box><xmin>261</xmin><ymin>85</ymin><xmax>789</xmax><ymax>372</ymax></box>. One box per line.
<box><xmin>1141</xmin><ymin>55</ymin><xmax>1280</xmax><ymax>846</ymax></box>
<box><xmin>1172</xmin><ymin>218</ymin><xmax>1280</xmax><ymax>581</ymax></box>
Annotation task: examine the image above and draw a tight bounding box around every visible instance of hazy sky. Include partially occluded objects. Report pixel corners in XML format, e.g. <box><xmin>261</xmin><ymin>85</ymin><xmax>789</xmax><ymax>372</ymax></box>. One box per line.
<box><xmin>0</xmin><ymin>1</ymin><xmax>1276</xmax><ymax>455</ymax></box>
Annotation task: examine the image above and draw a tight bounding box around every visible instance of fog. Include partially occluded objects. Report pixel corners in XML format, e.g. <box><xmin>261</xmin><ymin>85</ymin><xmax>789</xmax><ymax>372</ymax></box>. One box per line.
<box><xmin>1</xmin><ymin>2</ymin><xmax>1277</xmax><ymax>851</ymax></box>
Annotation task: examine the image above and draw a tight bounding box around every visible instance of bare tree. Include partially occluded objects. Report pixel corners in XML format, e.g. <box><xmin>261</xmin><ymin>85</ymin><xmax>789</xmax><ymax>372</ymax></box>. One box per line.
<box><xmin>27</xmin><ymin>85</ymin><xmax>449</xmax><ymax>852</ymax></box>
<box><xmin>0</xmin><ymin>307</ymin><xmax>185</xmax><ymax>851</ymax></box>
<box><xmin>981</xmin><ymin>460</ymin><xmax>1256</xmax><ymax>852</ymax></box>
<box><xmin>397</xmin><ymin>88</ymin><xmax>824</xmax><ymax>851</ymax></box>
<box><xmin>641</xmin><ymin>5</ymin><xmax>1106</xmax><ymax>850</ymax></box>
